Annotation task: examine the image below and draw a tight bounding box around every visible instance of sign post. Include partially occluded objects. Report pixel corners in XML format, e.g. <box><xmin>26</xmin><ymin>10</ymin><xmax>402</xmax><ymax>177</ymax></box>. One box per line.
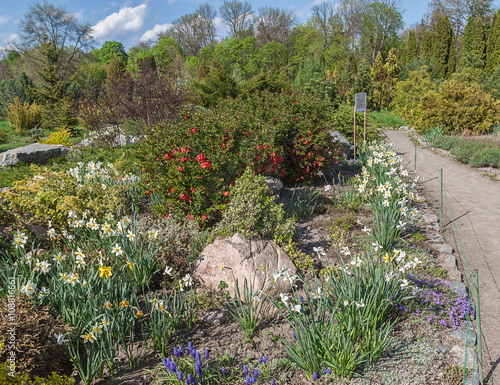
<box><xmin>354</xmin><ymin>93</ymin><xmax>367</xmax><ymax>159</ymax></box>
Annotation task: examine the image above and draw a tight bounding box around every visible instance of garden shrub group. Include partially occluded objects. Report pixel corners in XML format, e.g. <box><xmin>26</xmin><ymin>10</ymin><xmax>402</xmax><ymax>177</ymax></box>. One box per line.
<box><xmin>416</xmin><ymin>80</ymin><xmax>500</xmax><ymax>134</ymax></box>
<box><xmin>135</xmin><ymin>90</ymin><xmax>343</xmax><ymax>223</ymax></box>
<box><xmin>41</xmin><ymin>128</ymin><xmax>72</xmax><ymax>146</ymax></box>
<box><xmin>5</xmin><ymin>97</ymin><xmax>43</xmax><ymax>135</ymax></box>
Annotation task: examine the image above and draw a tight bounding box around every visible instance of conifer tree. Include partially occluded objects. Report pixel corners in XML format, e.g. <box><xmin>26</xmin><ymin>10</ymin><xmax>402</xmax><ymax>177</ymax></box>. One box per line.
<box><xmin>421</xmin><ymin>31</ymin><xmax>435</xmax><ymax>59</ymax></box>
<box><xmin>473</xmin><ymin>18</ymin><xmax>486</xmax><ymax>65</ymax></box>
<box><xmin>106</xmin><ymin>53</ymin><xmax>130</xmax><ymax>103</ymax></box>
<box><xmin>406</xmin><ymin>30</ymin><xmax>417</xmax><ymax>63</ymax></box>
<box><xmin>435</xmin><ymin>16</ymin><xmax>452</xmax><ymax>79</ymax></box>
<box><xmin>485</xmin><ymin>11</ymin><xmax>500</xmax><ymax>75</ymax></box>
<box><xmin>447</xmin><ymin>33</ymin><xmax>457</xmax><ymax>77</ymax></box>
<box><xmin>463</xmin><ymin>16</ymin><xmax>477</xmax><ymax>54</ymax></box>
<box><xmin>384</xmin><ymin>48</ymin><xmax>400</xmax><ymax>101</ymax></box>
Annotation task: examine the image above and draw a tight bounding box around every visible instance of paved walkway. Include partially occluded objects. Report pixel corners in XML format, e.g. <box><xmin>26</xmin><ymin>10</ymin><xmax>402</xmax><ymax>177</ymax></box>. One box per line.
<box><xmin>386</xmin><ymin>129</ymin><xmax>500</xmax><ymax>384</ymax></box>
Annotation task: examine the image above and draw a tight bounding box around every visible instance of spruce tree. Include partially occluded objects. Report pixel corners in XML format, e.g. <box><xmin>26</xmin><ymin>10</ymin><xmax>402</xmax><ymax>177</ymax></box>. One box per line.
<box><xmin>406</xmin><ymin>30</ymin><xmax>417</xmax><ymax>63</ymax></box>
<box><xmin>485</xmin><ymin>11</ymin><xmax>500</xmax><ymax>75</ymax></box>
<box><xmin>421</xmin><ymin>31</ymin><xmax>435</xmax><ymax>59</ymax></box>
<box><xmin>447</xmin><ymin>33</ymin><xmax>457</xmax><ymax>78</ymax></box>
<box><xmin>435</xmin><ymin>16</ymin><xmax>452</xmax><ymax>79</ymax></box>
<box><xmin>473</xmin><ymin>18</ymin><xmax>486</xmax><ymax>65</ymax></box>
<box><xmin>463</xmin><ymin>16</ymin><xmax>477</xmax><ymax>54</ymax></box>
<box><xmin>106</xmin><ymin>53</ymin><xmax>130</xmax><ymax>103</ymax></box>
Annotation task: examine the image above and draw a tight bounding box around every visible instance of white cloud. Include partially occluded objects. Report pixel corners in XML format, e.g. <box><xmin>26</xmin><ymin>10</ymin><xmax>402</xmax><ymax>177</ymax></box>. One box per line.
<box><xmin>0</xmin><ymin>15</ymin><xmax>9</xmax><ymax>26</ymax></box>
<box><xmin>139</xmin><ymin>22</ymin><xmax>172</xmax><ymax>42</ymax></box>
<box><xmin>71</xmin><ymin>11</ymin><xmax>83</xmax><ymax>20</ymax></box>
<box><xmin>92</xmin><ymin>4</ymin><xmax>148</xmax><ymax>41</ymax></box>
<box><xmin>0</xmin><ymin>33</ymin><xmax>19</xmax><ymax>57</ymax></box>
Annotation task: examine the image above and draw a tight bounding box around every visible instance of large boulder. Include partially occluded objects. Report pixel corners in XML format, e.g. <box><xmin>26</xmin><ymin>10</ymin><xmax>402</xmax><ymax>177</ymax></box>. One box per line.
<box><xmin>0</xmin><ymin>144</ymin><xmax>70</xmax><ymax>167</ymax></box>
<box><xmin>194</xmin><ymin>233</ymin><xmax>297</xmax><ymax>297</ymax></box>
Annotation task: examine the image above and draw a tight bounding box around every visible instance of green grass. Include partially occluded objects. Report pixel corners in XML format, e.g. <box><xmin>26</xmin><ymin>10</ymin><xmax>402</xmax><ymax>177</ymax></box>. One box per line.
<box><xmin>433</xmin><ymin>135</ymin><xmax>500</xmax><ymax>168</ymax></box>
<box><xmin>369</xmin><ymin>110</ymin><xmax>410</xmax><ymax>129</ymax></box>
<box><xmin>0</xmin><ymin>118</ymin><xmax>88</xmax><ymax>152</ymax></box>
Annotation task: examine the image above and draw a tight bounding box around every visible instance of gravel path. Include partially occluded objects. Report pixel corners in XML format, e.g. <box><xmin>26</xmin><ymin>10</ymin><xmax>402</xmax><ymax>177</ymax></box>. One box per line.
<box><xmin>385</xmin><ymin>129</ymin><xmax>500</xmax><ymax>384</ymax></box>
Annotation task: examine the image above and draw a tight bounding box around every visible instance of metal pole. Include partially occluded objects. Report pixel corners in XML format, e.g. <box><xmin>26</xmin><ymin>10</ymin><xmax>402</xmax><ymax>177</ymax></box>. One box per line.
<box><xmin>353</xmin><ymin>106</ymin><xmax>356</xmax><ymax>160</ymax></box>
<box><xmin>363</xmin><ymin>109</ymin><xmax>366</xmax><ymax>143</ymax></box>
<box><xmin>440</xmin><ymin>168</ymin><xmax>443</xmax><ymax>226</ymax></box>
<box><xmin>475</xmin><ymin>269</ymin><xmax>483</xmax><ymax>385</ymax></box>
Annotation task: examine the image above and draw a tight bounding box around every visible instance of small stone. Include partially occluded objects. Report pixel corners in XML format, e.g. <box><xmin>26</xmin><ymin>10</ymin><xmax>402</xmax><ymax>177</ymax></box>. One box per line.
<box><xmin>203</xmin><ymin>309</ymin><xmax>229</xmax><ymax>326</ymax></box>
<box><xmin>451</xmin><ymin>326</ymin><xmax>477</xmax><ymax>346</ymax></box>
<box><xmin>436</xmin><ymin>243</ymin><xmax>454</xmax><ymax>254</ymax></box>
<box><xmin>436</xmin><ymin>344</ymin><xmax>448</xmax><ymax>354</ymax></box>
<box><xmin>444</xmin><ymin>254</ymin><xmax>457</xmax><ymax>268</ymax></box>
<box><xmin>422</xmin><ymin>213</ymin><xmax>439</xmax><ymax>224</ymax></box>
<box><xmin>464</xmin><ymin>373</ymin><xmax>480</xmax><ymax>385</ymax></box>
<box><xmin>27</xmin><ymin>224</ymin><xmax>48</xmax><ymax>240</ymax></box>
<box><xmin>429</xmin><ymin>235</ymin><xmax>445</xmax><ymax>244</ymax></box>
<box><xmin>448</xmin><ymin>345</ymin><xmax>475</xmax><ymax>369</ymax></box>
<box><xmin>265</xmin><ymin>177</ymin><xmax>283</xmax><ymax>196</ymax></box>
<box><xmin>447</xmin><ymin>281</ymin><xmax>468</xmax><ymax>295</ymax></box>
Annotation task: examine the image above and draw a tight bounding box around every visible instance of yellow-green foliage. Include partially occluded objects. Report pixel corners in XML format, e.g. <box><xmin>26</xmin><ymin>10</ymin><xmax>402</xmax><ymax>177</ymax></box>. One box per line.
<box><xmin>41</xmin><ymin>128</ymin><xmax>71</xmax><ymax>145</ymax></box>
<box><xmin>392</xmin><ymin>67</ymin><xmax>435</xmax><ymax>124</ymax></box>
<box><xmin>5</xmin><ymin>97</ymin><xmax>43</xmax><ymax>134</ymax></box>
<box><xmin>2</xmin><ymin>164</ymin><xmax>125</xmax><ymax>228</ymax></box>
<box><xmin>0</xmin><ymin>363</ymin><xmax>74</xmax><ymax>385</ymax></box>
<box><xmin>282</xmin><ymin>238</ymin><xmax>314</xmax><ymax>273</ymax></box>
<box><xmin>0</xmin><ymin>129</ymin><xmax>6</xmax><ymax>143</ymax></box>
<box><xmin>417</xmin><ymin>80</ymin><xmax>500</xmax><ymax>134</ymax></box>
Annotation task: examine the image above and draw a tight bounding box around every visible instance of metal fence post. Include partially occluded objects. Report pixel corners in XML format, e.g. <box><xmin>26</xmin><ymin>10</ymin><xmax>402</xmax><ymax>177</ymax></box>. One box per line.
<box><xmin>439</xmin><ymin>168</ymin><xmax>443</xmax><ymax>226</ymax></box>
<box><xmin>414</xmin><ymin>143</ymin><xmax>417</xmax><ymax>171</ymax></box>
<box><xmin>474</xmin><ymin>270</ymin><xmax>483</xmax><ymax>385</ymax></box>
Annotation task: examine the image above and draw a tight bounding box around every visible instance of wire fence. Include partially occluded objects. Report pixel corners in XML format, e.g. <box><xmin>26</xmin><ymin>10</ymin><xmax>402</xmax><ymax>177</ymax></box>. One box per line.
<box><xmin>410</xmin><ymin>142</ymin><xmax>483</xmax><ymax>385</ymax></box>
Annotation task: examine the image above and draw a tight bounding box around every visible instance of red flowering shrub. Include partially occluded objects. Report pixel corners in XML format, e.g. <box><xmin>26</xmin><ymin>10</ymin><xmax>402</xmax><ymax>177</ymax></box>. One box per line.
<box><xmin>135</xmin><ymin>90</ymin><xmax>343</xmax><ymax>223</ymax></box>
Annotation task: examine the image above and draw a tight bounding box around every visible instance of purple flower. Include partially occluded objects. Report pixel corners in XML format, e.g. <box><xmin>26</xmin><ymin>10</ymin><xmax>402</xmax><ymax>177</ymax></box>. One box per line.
<box><xmin>221</xmin><ymin>367</ymin><xmax>225</xmax><ymax>375</ymax></box>
<box><xmin>313</xmin><ymin>372</ymin><xmax>318</xmax><ymax>381</ymax></box>
<box><xmin>258</xmin><ymin>357</ymin><xmax>262</xmax><ymax>365</ymax></box>
<box><xmin>250</xmin><ymin>377</ymin><xmax>256</xmax><ymax>384</ymax></box>
<box><xmin>187</xmin><ymin>373</ymin><xmax>194</xmax><ymax>384</ymax></box>
<box><xmin>244</xmin><ymin>365</ymin><xmax>249</xmax><ymax>375</ymax></box>
<box><xmin>205</xmin><ymin>348</ymin><xmax>209</xmax><ymax>360</ymax></box>
<box><xmin>271</xmin><ymin>380</ymin><xmax>276</xmax><ymax>385</ymax></box>
<box><xmin>174</xmin><ymin>347</ymin><xmax>179</xmax><ymax>357</ymax></box>
<box><xmin>263</xmin><ymin>356</ymin><xmax>269</xmax><ymax>364</ymax></box>
<box><xmin>196</xmin><ymin>351</ymin><xmax>201</xmax><ymax>361</ymax></box>
<box><xmin>300</xmin><ymin>296</ymin><xmax>304</xmax><ymax>304</ymax></box>
<box><xmin>178</xmin><ymin>345</ymin><xmax>184</xmax><ymax>357</ymax></box>
<box><xmin>254</xmin><ymin>368</ymin><xmax>258</xmax><ymax>380</ymax></box>
<box><xmin>326</xmin><ymin>368</ymin><xmax>331</xmax><ymax>374</ymax></box>
<box><xmin>188</xmin><ymin>342</ymin><xmax>193</xmax><ymax>354</ymax></box>
<box><xmin>178</xmin><ymin>372</ymin><xmax>183</xmax><ymax>381</ymax></box>
<box><xmin>245</xmin><ymin>376</ymin><xmax>251</xmax><ymax>385</ymax></box>
<box><xmin>206</xmin><ymin>363</ymin><xmax>209</xmax><ymax>370</ymax></box>
<box><xmin>292</xmin><ymin>330</ymin><xmax>297</xmax><ymax>340</ymax></box>
<box><xmin>195</xmin><ymin>362</ymin><xmax>203</xmax><ymax>377</ymax></box>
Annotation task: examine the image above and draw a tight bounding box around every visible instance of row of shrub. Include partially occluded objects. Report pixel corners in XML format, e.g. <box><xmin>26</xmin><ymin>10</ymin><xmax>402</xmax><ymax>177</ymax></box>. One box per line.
<box><xmin>135</xmin><ymin>90</ymin><xmax>345</xmax><ymax>224</ymax></box>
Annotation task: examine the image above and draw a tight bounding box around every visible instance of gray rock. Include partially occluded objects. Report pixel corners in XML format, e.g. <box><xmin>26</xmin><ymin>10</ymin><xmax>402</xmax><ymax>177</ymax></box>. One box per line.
<box><xmin>446</xmin><ymin>281</ymin><xmax>468</xmax><ymax>295</ymax></box>
<box><xmin>422</xmin><ymin>212</ymin><xmax>439</xmax><ymax>224</ymax></box>
<box><xmin>331</xmin><ymin>130</ymin><xmax>354</xmax><ymax>159</ymax></box>
<box><xmin>434</xmin><ymin>243</ymin><xmax>454</xmax><ymax>254</ymax></box>
<box><xmin>451</xmin><ymin>326</ymin><xmax>477</xmax><ymax>346</ymax></box>
<box><xmin>28</xmin><ymin>224</ymin><xmax>48</xmax><ymax>240</ymax></box>
<box><xmin>464</xmin><ymin>373</ymin><xmax>480</xmax><ymax>385</ymax></box>
<box><xmin>429</xmin><ymin>235</ymin><xmax>445</xmax><ymax>244</ymax></box>
<box><xmin>0</xmin><ymin>143</ymin><xmax>70</xmax><ymax>167</ymax></box>
<box><xmin>444</xmin><ymin>254</ymin><xmax>457</xmax><ymax>268</ymax></box>
<box><xmin>448</xmin><ymin>345</ymin><xmax>476</xmax><ymax>369</ymax></box>
<box><xmin>436</xmin><ymin>344</ymin><xmax>448</xmax><ymax>354</ymax></box>
<box><xmin>203</xmin><ymin>309</ymin><xmax>229</xmax><ymax>326</ymax></box>
<box><xmin>265</xmin><ymin>177</ymin><xmax>283</xmax><ymax>196</ymax></box>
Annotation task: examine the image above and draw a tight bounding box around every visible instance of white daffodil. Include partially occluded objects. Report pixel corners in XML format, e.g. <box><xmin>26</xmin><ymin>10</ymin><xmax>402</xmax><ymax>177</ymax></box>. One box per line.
<box><xmin>350</xmin><ymin>257</ymin><xmax>362</xmax><ymax>268</ymax></box>
<box><xmin>251</xmin><ymin>290</ymin><xmax>261</xmax><ymax>302</ymax></box>
<box><xmin>54</xmin><ymin>333</ymin><xmax>68</xmax><ymax>345</ymax></box>
<box><xmin>313</xmin><ymin>246</ymin><xmax>326</xmax><ymax>257</ymax></box>
<box><xmin>280</xmin><ymin>293</ymin><xmax>289</xmax><ymax>306</ymax></box>
<box><xmin>317</xmin><ymin>171</ymin><xmax>324</xmax><ymax>177</ymax></box>
<box><xmin>20</xmin><ymin>280</ymin><xmax>36</xmax><ymax>297</ymax></box>
<box><xmin>272</xmin><ymin>272</ymin><xmax>281</xmax><ymax>285</ymax></box>
<box><xmin>371</xmin><ymin>241</ymin><xmax>381</xmax><ymax>252</ymax></box>
<box><xmin>47</xmin><ymin>227</ymin><xmax>56</xmax><ymax>239</ymax></box>
<box><xmin>340</xmin><ymin>246</ymin><xmax>351</xmax><ymax>256</ymax></box>
<box><xmin>182</xmin><ymin>274</ymin><xmax>193</xmax><ymax>287</ymax></box>
<box><xmin>126</xmin><ymin>230</ymin><xmax>136</xmax><ymax>241</ymax></box>
<box><xmin>355</xmin><ymin>299</ymin><xmax>365</xmax><ymax>309</ymax></box>
<box><xmin>40</xmin><ymin>260</ymin><xmax>51</xmax><ymax>274</ymax></box>
<box><xmin>324</xmin><ymin>185</ymin><xmax>332</xmax><ymax>192</ymax></box>
<box><xmin>342</xmin><ymin>266</ymin><xmax>352</xmax><ymax>275</ymax></box>
<box><xmin>344</xmin><ymin>300</ymin><xmax>350</xmax><ymax>306</ymax></box>
<box><xmin>291</xmin><ymin>304</ymin><xmax>301</xmax><ymax>313</ymax></box>
<box><xmin>111</xmin><ymin>244</ymin><xmax>123</xmax><ymax>256</ymax></box>
<box><xmin>163</xmin><ymin>265</ymin><xmax>173</xmax><ymax>276</ymax></box>
<box><xmin>361</xmin><ymin>226</ymin><xmax>372</xmax><ymax>234</ymax></box>
<box><xmin>400</xmin><ymin>279</ymin><xmax>409</xmax><ymax>289</ymax></box>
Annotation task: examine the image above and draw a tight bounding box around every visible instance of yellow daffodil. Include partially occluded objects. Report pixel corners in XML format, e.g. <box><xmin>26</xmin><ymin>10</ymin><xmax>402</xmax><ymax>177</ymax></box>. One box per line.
<box><xmin>126</xmin><ymin>261</ymin><xmax>136</xmax><ymax>270</ymax></box>
<box><xmin>136</xmin><ymin>310</ymin><xmax>143</xmax><ymax>318</ymax></box>
<box><xmin>383</xmin><ymin>253</ymin><xmax>390</xmax><ymax>263</ymax></box>
<box><xmin>81</xmin><ymin>332</ymin><xmax>96</xmax><ymax>343</ymax></box>
<box><xmin>105</xmin><ymin>301</ymin><xmax>113</xmax><ymax>310</ymax></box>
<box><xmin>120</xmin><ymin>299</ymin><xmax>129</xmax><ymax>307</ymax></box>
<box><xmin>98</xmin><ymin>266</ymin><xmax>112</xmax><ymax>279</ymax></box>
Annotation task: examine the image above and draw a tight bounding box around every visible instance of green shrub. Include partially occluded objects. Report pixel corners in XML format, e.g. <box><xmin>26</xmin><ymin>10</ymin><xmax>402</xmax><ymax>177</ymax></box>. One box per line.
<box><xmin>0</xmin><ymin>363</ymin><xmax>75</xmax><ymax>385</ymax></box>
<box><xmin>3</xmin><ymin>162</ymin><xmax>129</xmax><ymax>228</ymax></box>
<box><xmin>135</xmin><ymin>90</ymin><xmax>343</xmax><ymax>223</ymax></box>
<box><xmin>331</xmin><ymin>104</ymin><xmax>382</xmax><ymax>144</ymax></box>
<box><xmin>0</xmin><ymin>129</ymin><xmax>6</xmax><ymax>144</ymax></box>
<box><xmin>369</xmin><ymin>110</ymin><xmax>410</xmax><ymax>129</ymax></box>
<box><xmin>213</xmin><ymin>168</ymin><xmax>295</xmax><ymax>245</ymax></box>
<box><xmin>5</xmin><ymin>97</ymin><xmax>43</xmax><ymax>135</ymax></box>
<box><xmin>416</xmin><ymin>80</ymin><xmax>500</xmax><ymax>134</ymax></box>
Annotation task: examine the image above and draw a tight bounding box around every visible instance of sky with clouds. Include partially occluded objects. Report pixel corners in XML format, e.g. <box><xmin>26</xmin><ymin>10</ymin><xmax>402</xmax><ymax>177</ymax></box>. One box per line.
<box><xmin>0</xmin><ymin>0</ymin><xmax>499</xmax><ymax>54</ymax></box>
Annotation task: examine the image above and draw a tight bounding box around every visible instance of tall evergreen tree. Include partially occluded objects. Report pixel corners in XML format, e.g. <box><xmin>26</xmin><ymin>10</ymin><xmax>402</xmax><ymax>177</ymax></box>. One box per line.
<box><xmin>473</xmin><ymin>18</ymin><xmax>487</xmax><ymax>65</ymax></box>
<box><xmin>106</xmin><ymin>53</ymin><xmax>130</xmax><ymax>103</ymax></box>
<box><xmin>406</xmin><ymin>30</ymin><xmax>418</xmax><ymax>63</ymax></box>
<box><xmin>485</xmin><ymin>10</ymin><xmax>500</xmax><ymax>75</ymax></box>
<box><xmin>462</xmin><ymin>16</ymin><xmax>477</xmax><ymax>54</ymax></box>
<box><xmin>435</xmin><ymin>16</ymin><xmax>452</xmax><ymax>79</ymax></box>
<box><xmin>421</xmin><ymin>30</ymin><xmax>435</xmax><ymax>59</ymax></box>
<box><xmin>447</xmin><ymin>33</ymin><xmax>457</xmax><ymax>77</ymax></box>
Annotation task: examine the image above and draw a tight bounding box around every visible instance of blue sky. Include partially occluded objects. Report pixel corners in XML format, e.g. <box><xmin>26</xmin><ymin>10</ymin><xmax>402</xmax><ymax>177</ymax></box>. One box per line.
<box><xmin>0</xmin><ymin>0</ymin><xmax>498</xmax><ymax>53</ymax></box>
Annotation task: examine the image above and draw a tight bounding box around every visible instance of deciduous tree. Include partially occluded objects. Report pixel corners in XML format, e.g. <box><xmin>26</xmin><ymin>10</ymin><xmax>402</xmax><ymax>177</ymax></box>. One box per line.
<box><xmin>219</xmin><ymin>0</ymin><xmax>254</xmax><ymax>39</ymax></box>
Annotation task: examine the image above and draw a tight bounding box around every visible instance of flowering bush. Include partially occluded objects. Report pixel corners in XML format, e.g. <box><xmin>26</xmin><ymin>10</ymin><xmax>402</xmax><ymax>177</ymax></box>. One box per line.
<box><xmin>135</xmin><ymin>90</ymin><xmax>343</xmax><ymax>223</ymax></box>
